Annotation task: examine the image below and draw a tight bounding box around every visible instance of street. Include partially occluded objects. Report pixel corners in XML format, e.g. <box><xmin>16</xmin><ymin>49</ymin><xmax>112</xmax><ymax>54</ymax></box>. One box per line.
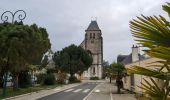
<box><xmin>37</xmin><ymin>82</ymin><xmax>98</xmax><ymax>100</ymax></box>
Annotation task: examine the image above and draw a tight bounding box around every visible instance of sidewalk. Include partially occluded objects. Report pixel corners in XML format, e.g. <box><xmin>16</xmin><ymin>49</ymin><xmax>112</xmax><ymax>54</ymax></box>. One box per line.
<box><xmin>86</xmin><ymin>81</ymin><xmax>136</xmax><ymax>100</ymax></box>
<box><xmin>111</xmin><ymin>84</ymin><xmax>136</xmax><ymax>100</ymax></box>
<box><xmin>3</xmin><ymin>83</ymin><xmax>81</xmax><ymax>100</ymax></box>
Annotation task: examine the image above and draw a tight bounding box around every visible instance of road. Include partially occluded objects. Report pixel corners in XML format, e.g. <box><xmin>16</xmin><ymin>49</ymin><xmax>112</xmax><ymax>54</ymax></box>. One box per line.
<box><xmin>37</xmin><ymin>82</ymin><xmax>99</xmax><ymax>100</ymax></box>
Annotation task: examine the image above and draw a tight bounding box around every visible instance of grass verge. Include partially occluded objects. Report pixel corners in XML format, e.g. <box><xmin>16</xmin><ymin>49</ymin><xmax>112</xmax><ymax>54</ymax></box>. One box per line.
<box><xmin>0</xmin><ymin>84</ymin><xmax>62</xmax><ymax>99</ymax></box>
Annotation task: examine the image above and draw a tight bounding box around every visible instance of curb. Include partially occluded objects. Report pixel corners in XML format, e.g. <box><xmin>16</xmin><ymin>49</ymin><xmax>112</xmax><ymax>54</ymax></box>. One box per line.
<box><xmin>3</xmin><ymin>83</ymin><xmax>81</xmax><ymax>100</ymax></box>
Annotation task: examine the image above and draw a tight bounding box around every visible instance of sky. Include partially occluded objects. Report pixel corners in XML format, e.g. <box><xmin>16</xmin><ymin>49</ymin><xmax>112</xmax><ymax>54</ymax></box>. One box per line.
<box><xmin>0</xmin><ymin>0</ymin><xmax>169</xmax><ymax>63</ymax></box>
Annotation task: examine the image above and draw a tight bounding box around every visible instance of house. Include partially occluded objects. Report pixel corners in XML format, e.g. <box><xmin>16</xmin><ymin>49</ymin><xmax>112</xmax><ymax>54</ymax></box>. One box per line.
<box><xmin>117</xmin><ymin>45</ymin><xmax>164</xmax><ymax>93</ymax></box>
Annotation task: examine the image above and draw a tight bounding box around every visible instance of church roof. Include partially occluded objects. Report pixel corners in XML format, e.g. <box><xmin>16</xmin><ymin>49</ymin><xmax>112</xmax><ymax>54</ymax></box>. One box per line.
<box><xmin>86</xmin><ymin>21</ymin><xmax>101</xmax><ymax>31</ymax></box>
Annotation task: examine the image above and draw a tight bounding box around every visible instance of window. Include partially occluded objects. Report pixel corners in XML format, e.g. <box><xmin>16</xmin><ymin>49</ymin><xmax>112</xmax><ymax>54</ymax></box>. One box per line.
<box><xmin>90</xmin><ymin>33</ymin><xmax>92</xmax><ymax>38</ymax></box>
<box><xmin>93</xmin><ymin>33</ymin><xmax>95</xmax><ymax>39</ymax></box>
<box><xmin>93</xmin><ymin>67</ymin><xmax>95</xmax><ymax>75</ymax></box>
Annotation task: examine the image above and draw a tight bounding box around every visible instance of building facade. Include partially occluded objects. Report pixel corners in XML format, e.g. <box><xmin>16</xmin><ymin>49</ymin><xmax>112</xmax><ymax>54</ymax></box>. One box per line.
<box><xmin>117</xmin><ymin>46</ymin><xmax>164</xmax><ymax>93</ymax></box>
<box><xmin>80</xmin><ymin>20</ymin><xmax>103</xmax><ymax>79</ymax></box>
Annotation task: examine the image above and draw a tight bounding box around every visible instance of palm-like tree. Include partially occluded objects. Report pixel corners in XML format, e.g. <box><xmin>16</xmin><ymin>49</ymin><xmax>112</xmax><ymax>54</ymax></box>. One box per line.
<box><xmin>105</xmin><ymin>65</ymin><xmax>115</xmax><ymax>83</ymax></box>
<box><xmin>128</xmin><ymin>3</ymin><xmax>170</xmax><ymax>100</ymax></box>
<box><xmin>105</xmin><ymin>63</ymin><xmax>126</xmax><ymax>93</ymax></box>
<box><xmin>111</xmin><ymin>63</ymin><xmax>126</xmax><ymax>94</ymax></box>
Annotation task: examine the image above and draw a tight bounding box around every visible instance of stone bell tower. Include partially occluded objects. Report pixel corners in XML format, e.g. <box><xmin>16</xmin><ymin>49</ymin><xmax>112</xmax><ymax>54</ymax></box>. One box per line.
<box><xmin>80</xmin><ymin>20</ymin><xmax>103</xmax><ymax>79</ymax></box>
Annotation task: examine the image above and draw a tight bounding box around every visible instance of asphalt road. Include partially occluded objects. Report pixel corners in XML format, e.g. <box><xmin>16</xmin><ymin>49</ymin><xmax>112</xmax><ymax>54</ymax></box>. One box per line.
<box><xmin>37</xmin><ymin>82</ymin><xmax>98</xmax><ymax>100</ymax></box>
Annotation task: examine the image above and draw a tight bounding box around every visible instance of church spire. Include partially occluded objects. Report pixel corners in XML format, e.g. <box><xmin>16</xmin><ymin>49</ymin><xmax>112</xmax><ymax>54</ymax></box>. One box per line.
<box><xmin>86</xmin><ymin>20</ymin><xmax>101</xmax><ymax>31</ymax></box>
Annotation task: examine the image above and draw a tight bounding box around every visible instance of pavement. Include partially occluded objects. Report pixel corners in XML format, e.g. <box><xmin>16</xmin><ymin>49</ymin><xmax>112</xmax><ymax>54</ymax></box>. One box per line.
<box><xmin>3</xmin><ymin>80</ymin><xmax>137</xmax><ymax>100</ymax></box>
<box><xmin>38</xmin><ymin>82</ymin><xmax>99</xmax><ymax>100</ymax></box>
<box><xmin>3</xmin><ymin>83</ymin><xmax>81</xmax><ymax>100</ymax></box>
<box><xmin>86</xmin><ymin>81</ymin><xmax>136</xmax><ymax>100</ymax></box>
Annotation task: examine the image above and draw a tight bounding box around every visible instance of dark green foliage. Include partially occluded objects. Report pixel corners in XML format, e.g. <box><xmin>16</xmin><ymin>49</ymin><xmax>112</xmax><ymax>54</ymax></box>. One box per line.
<box><xmin>56</xmin><ymin>72</ymin><xmax>67</xmax><ymax>84</ymax></box>
<box><xmin>106</xmin><ymin>62</ymin><xmax>126</xmax><ymax>93</ymax></box>
<box><xmin>43</xmin><ymin>73</ymin><xmax>56</xmax><ymax>85</ymax></box>
<box><xmin>0</xmin><ymin>22</ymin><xmax>51</xmax><ymax>90</ymax></box>
<box><xmin>0</xmin><ymin>73</ymin><xmax>3</xmax><ymax>87</ymax></box>
<box><xmin>68</xmin><ymin>76</ymin><xmax>81</xmax><ymax>83</ymax></box>
<box><xmin>40</xmin><ymin>55</ymin><xmax>49</xmax><ymax>69</ymax></box>
<box><xmin>112</xmin><ymin>63</ymin><xmax>126</xmax><ymax>93</ymax></box>
<box><xmin>53</xmin><ymin>44</ymin><xmax>93</xmax><ymax>79</ymax></box>
<box><xmin>18</xmin><ymin>71</ymin><xmax>31</xmax><ymax>88</ymax></box>
<box><xmin>56</xmin><ymin>79</ymin><xmax>65</xmax><ymax>84</ymax></box>
<box><xmin>102</xmin><ymin>60</ymin><xmax>110</xmax><ymax>78</ymax></box>
<box><xmin>46</xmin><ymin>68</ymin><xmax>56</xmax><ymax>74</ymax></box>
<box><xmin>0</xmin><ymin>22</ymin><xmax>51</xmax><ymax>73</ymax></box>
<box><xmin>128</xmin><ymin>2</ymin><xmax>170</xmax><ymax>99</ymax></box>
<box><xmin>90</xmin><ymin>77</ymin><xmax>99</xmax><ymax>80</ymax></box>
<box><xmin>36</xmin><ymin>73</ymin><xmax>46</xmax><ymax>84</ymax></box>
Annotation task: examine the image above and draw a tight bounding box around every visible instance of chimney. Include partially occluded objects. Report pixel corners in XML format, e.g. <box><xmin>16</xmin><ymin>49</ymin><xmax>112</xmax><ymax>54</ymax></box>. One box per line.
<box><xmin>132</xmin><ymin>45</ymin><xmax>139</xmax><ymax>62</ymax></box>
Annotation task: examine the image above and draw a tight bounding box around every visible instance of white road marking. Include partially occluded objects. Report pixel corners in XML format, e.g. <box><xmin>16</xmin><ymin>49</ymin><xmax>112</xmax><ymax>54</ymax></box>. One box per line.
<box><xmin>110</xmin><ymin>88</ymin><xmax>113</xmax><ymax>100</ymax></box>
<box><xmin>64</xmin><ymin>88</ymin><xmax>74</xmax><ymax>92</ymax></box>
<box><xmin>83</xmin><ymin>83</ymin><xmax>102</xmax><ymax>100</ymax></box>
<box><xmin>73</xmin><ymin>89</ymin><xmax>82</xmax><ymax>92</ymax></box>
<box><xmin>83</xmin><ymin>89</ymin><xmax>90</xmax><ymax>93</ymax></box>
<box><xmin>95</xmin><ymin>89</ymin><xmax>100</xmax><ymax>92</ymax></box>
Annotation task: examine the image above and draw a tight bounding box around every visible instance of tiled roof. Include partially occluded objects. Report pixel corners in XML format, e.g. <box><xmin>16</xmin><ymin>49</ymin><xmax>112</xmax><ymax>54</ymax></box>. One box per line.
<box><xmin>86</xmin><ymin>21</ymin><xmax>100</xmax><ymax>31</ymax></box>
<box><xmin>118</xmin><ymin>53</ymin><xmax>146</xmax><ymax>65</ymax></box>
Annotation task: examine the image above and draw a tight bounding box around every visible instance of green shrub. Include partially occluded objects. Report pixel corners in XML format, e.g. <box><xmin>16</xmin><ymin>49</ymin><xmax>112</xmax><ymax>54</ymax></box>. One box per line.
<box><xmin>56</xmin><ymin>79</ymin><xmax>65</xmax><ymax>84</ymax></box>
<box><xmin>90</xmin><ymin>77</ymin><xmax>99</xmax><ymax>80</ymax></box>
<box><xmin>43</xmin><ymin>73</ymin><xmax>56</xmax><ymax>85</ymax></box>
<box><xmin>69</xmin><ymin>76</ymin><xmax>81</xmax><ymax>83</ymax></box>
<box><xmin>18</xmin><ymin>71</ymin><xmax>31</xmax><ymax>88</ymax></box>
<box><xmin>56</xmin><ymin>72</ymin><xmax>67</xmax><ymax>84</ymax></box>
<box><xmin>36</xmin><ymin>73</ymin><xmax>46</xmax><ymax>84</ymax></box>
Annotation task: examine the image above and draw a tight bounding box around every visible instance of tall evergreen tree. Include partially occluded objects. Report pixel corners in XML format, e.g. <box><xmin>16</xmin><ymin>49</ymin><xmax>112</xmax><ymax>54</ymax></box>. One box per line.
<box><xmin>53</xmin><ymin>44</ymin><xmax>93</xmax><ymax>82</ymax></box>
<box><xmin>0</xmin><ymin>22</ymin><xmax>51</xmax><ymax>91</ymax></box>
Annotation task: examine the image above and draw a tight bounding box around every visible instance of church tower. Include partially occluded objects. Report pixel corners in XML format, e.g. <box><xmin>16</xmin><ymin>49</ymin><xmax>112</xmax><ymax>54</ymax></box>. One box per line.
<box><xmin>80</xmin><ymin>20</ymin><xmax>103</xmax><ymax>79</ymax></box>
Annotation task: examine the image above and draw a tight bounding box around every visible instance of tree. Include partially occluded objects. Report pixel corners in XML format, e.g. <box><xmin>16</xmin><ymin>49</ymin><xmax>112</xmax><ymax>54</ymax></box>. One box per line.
<box><xmin>104</xmin><ymin>62</ymin><xmax>126</xmax><ymax>93</ymax></box>
<box><xmin>111</xmin><ymin>62</ymin><xmax>126</xmax><ymax>94</ymax></box>
<box><xmin>40</xmin><ymin>55</ymin><xmax>49</xmax><ymax>69</ymax></box>
<box><xmin>102</xmin><ymin>60</ymin><xmax>110</xmax><ymax>78</ymax></box>
<box><xmin>128</xmin><ymin>2</ymin><xmax>170</xmax><ymax>100</ymax></box>
<box><xmin>53</xmin><ymin>44</ymin><xmax>93</xmax><ymax>82</ymax></box>
<box><xmin>105</xmin><ymin>65</ymin><xmax>114</xmax><ymax>83</ymax></box>
<box><xmin>0</xmin><ymin>22</ymin><xmax>51</xmax><ymax>93</ymax></box>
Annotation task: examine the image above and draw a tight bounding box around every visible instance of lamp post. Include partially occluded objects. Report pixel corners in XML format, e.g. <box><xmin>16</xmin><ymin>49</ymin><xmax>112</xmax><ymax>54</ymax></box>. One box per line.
<box><xmin>1</xmin><ymin>10</ymin><xmax>26</xmax><ymax>24</ymax></box>
<box><xmin>1</xmin><ymin>10</ymin><xmax>26</xmax><ymax>97</ymax></box>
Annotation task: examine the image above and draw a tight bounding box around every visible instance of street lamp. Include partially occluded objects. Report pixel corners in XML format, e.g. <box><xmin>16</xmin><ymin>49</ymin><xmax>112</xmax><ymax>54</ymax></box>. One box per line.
<box><xmin>1</xmin><ymin>10</ymin><xmax>26</xmax><ymax>97</ymax></box>
<box><xmin>1</xmin><ymin>10</ymin><xmax>26</xmax><ymax>24</ymax></box>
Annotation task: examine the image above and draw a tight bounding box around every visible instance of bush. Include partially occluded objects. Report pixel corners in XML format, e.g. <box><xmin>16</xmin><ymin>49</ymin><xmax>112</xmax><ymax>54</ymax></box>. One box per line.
<box><xmin>43</xmin><ymin>73</ymin><xmax>56</xmax><ymax>85</ymax></box>
<box><xmin>69</xmin><ymin>76</ymin><xmax>81</xmax><ymax>83</ymax></box>
<box><xmin>56</xmin><ymin>72</ymin><xmax>67</xmax><ymax>84</ymax></box>
<box><xmin>90</xmin><ymin>77</ymin><xmax>99</xmax><ymax>80</ymax></box>
<box><xmin>36</xmin><ymin>73</ymin><xmax>46</xmax><ymax>84</ymax></box>
<box><xmin>18</xmin><ymin>71</ymin><xmax>32</xmax><ymax>88</ymax></box>
<box><xmin>56</xmin><ymin>79</ymin><xmax>65</xmax><ymax>84</ymax></box>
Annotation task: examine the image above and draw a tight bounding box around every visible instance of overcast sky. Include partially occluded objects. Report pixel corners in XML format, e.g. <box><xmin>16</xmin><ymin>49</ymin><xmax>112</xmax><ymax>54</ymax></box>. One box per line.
<box><xmin>0</xmin><ymin>0</ymin><xmax>169</xmax><ymax>63</ymax></box>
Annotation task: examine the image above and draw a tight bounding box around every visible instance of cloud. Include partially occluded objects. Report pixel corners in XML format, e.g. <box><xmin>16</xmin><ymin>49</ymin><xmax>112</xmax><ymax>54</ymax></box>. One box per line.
<box><xmin>0</xmin><ymin>0</ymin><xmax>168</xmax><ymax>63</ymax></box>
